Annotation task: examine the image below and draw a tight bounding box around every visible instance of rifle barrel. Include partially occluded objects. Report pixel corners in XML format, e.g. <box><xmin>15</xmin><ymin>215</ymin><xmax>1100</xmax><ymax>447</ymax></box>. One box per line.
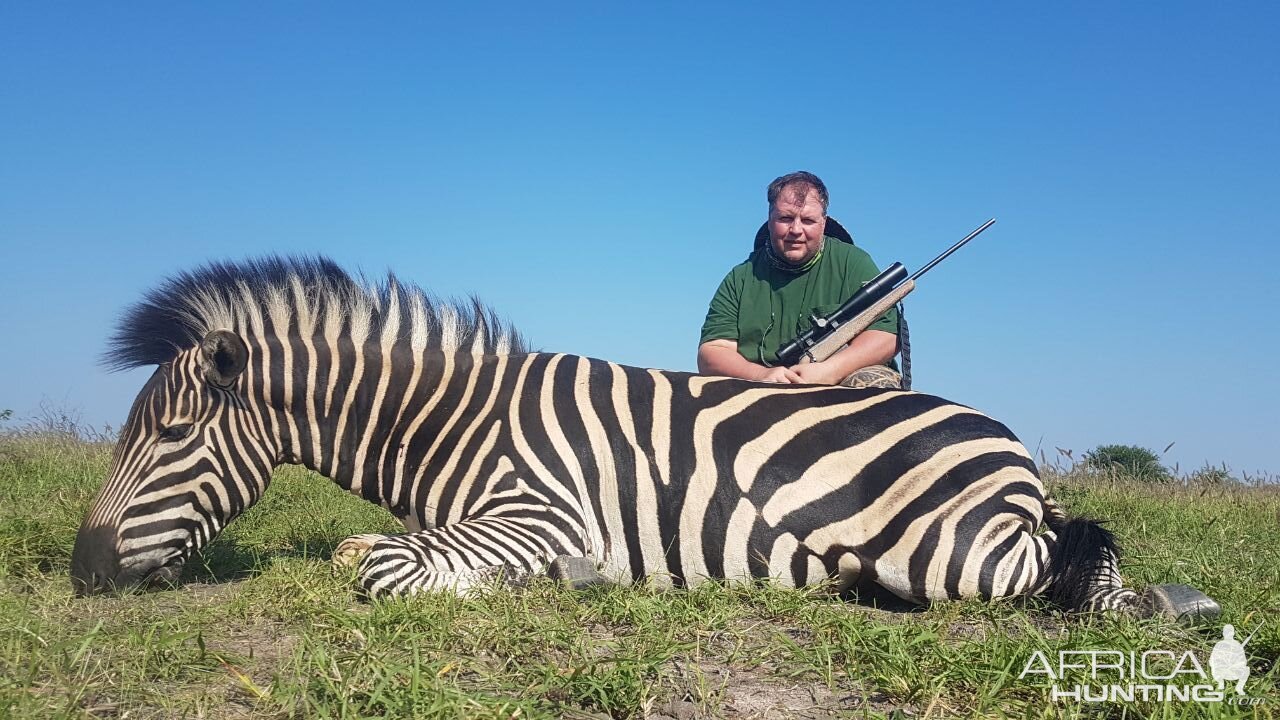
<box><xmin>908</xmin><ymin>218</ymin><xmax>995</xmax><ymax>282</ymax></box>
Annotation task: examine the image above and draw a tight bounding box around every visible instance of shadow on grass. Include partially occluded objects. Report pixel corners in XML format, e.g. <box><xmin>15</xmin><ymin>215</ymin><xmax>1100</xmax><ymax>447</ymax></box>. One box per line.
<box><xmin>839</xmin><ymin>582</ymin><xmax>928</xmax><ymax>614</ymax></box>
<box><xmin>176</xmin><ymin>539</ymin><xmax>925</xmax><ymax>617</ymax></box>
<box><xmin>181</xmin><ymin>535</ymin><xmax>348</xmax><ymax>585</ymax></box>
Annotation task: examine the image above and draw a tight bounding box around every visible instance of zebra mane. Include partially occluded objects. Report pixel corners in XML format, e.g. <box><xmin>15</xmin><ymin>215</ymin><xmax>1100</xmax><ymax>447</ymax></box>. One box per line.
<box><xmin>104</xmin><ymin>255</ymin><xmax>528</xmax><ymax>371</ymax></box>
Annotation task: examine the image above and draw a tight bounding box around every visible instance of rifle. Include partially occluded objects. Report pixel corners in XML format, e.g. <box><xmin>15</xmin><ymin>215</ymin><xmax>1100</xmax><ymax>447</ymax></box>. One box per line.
<box><xmin>774</xmin><ymin>218</ymin><xmax>996</xmax><ymax>366</ymax></box>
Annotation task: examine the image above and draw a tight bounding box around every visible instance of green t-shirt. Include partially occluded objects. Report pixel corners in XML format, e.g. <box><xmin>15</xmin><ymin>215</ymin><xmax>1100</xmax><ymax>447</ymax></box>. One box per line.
<box><xmin>699</xmin><ymin>238</ymin><xmax>899</xmax><ymax>367</ymax></box>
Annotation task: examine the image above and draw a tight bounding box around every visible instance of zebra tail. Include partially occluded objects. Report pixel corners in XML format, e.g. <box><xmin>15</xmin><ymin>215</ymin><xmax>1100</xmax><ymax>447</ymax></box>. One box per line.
<box><xmin>1042</xmin><ymin>516</ymin><xmax>1123</xmax><ymax>612</ymax></box>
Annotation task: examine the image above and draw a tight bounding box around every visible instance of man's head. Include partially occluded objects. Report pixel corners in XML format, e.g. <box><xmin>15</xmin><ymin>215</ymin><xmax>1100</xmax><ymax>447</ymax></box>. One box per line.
<box><xmin>766</xmin><ymin>171</ymin><xmax>829</xmax><ymax>266</ymax></box>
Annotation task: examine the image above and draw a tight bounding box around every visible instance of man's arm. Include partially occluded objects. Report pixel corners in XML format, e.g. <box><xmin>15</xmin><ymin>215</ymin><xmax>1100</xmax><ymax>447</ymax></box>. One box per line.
<box><xmin>698</xmin><ymin>267</ymin><xmax>801</xmax><ymax>383</ymax></box>
<box><xmin>789</xmin><ymin>329</ymin><xmax>897</xmax><ymax>385</ymax></box>
<box><xmin>697</xmin><ymin>339</ymin><xmax>802</xmax><ymax>383</ymax></box>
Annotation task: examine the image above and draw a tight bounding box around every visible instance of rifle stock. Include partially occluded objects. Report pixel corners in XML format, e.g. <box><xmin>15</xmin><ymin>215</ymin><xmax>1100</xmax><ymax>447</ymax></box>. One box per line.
<box><xmin>796</xmin><ymin>279</ymin><xmax>915</xmax><ymax>364</ymax></box>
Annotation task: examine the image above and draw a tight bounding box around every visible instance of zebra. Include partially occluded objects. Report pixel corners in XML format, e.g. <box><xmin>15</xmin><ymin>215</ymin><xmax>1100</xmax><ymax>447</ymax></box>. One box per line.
<box><xmin>71</xmin><ymin>256</ymin><xmax>1218</xmax><ymax>619</ymax></box>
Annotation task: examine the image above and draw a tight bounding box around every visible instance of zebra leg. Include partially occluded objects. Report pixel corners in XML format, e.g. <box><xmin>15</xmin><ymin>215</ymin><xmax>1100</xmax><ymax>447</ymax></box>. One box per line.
<box><xmin>346</xmin><ymin>516</ymin><xmax>586</xmax><ymax>599</ymax></box>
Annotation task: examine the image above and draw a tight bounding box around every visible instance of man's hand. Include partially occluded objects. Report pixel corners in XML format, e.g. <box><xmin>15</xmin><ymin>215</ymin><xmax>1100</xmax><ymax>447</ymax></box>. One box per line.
<box><xmin>756</xmin><ymin>366</ymin><xmax>804</xmax><ymax>384</ymax></box>
<box><xmin>698</xmin><ymin>340</ymin><xmax>805</xmax><ymax>383</ymax></box>
<box><xmin>789</xmin><ymin>361</ymin><xmax>844</xmax><ymax>385</ymax></box>
<box><xmin>796</xmin><ymin>329</ymin><xmax>898</xmax><ymax>385</ymax></box>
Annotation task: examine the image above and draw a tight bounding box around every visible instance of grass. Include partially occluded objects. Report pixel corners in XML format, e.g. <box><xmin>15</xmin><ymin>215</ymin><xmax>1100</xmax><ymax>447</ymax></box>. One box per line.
<box><xmin>0</xmin><ymin>433</ymin><xmax>1277</xmax><ymax>718</ymax></box>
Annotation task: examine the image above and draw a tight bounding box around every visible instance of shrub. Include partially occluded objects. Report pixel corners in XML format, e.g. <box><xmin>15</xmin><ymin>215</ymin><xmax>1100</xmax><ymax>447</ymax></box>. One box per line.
<box><xmin>1082</xmin><ymin>444</ymin><xmax>1172</xmax><ymax>483</ymax></box>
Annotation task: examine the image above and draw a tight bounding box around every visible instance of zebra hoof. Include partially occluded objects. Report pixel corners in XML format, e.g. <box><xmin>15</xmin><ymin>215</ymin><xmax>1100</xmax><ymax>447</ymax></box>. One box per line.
<box><xmin>332</xmin><ymin>533</ymin><xmax>387</xmax><ymax>572</ymax></box>
<box><xmin>1143</xmin><ymin>584</ymin><xmax>1221</xmax><ymax>622</ymax></box>
<box><xmin>546</xmin><ymin>555</ymin><xmax>608</xmax><ymax>591</ymax></box>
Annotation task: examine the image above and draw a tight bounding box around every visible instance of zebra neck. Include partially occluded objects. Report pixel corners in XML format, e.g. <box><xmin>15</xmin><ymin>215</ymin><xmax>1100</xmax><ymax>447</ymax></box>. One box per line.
<box><xmin>277</xmin><ymin>347</ymin><xmax>499</xmax><ymax>506</ymax></box>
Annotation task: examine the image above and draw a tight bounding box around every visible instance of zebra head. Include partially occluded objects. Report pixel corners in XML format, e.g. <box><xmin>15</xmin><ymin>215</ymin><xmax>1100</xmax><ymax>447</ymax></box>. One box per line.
<box><xmin>71</xmin><ymin>328</ymin><xmax>276</xmax><ymax>595</ymax></box>
<box><xmin>71</xmin><ymin>256</ymin><xmax>525</xmax><ymax>597</ymax></box>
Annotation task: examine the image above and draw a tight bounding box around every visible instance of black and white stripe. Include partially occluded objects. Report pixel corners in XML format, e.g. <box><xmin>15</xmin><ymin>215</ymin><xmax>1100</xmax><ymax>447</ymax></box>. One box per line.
<box><xmin>72</xmin><ymin>256</ymin><xmax>1140</xmax><ymax>613</ymax></box>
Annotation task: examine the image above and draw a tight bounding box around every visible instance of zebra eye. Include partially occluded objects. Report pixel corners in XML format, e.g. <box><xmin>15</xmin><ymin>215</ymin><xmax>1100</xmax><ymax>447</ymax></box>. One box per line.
<box><xmin>158</xmin><ymin>423</ymin><xmax>193</xmax><ymax>442</ymax></box>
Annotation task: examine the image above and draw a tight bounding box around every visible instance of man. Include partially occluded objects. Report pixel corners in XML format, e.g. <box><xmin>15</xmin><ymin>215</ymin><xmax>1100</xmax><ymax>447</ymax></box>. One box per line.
<box><xmin>697</xmin><ymin>171</ymin><xmax>902</xmax><ymax>387</ymax></box>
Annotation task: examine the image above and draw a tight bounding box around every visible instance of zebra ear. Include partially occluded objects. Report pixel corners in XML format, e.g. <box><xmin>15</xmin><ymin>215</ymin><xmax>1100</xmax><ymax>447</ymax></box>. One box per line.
<box><xmin>200</xmin><ymin>330</ymin><xmax>248</xmax><ymax>388</ymax></box>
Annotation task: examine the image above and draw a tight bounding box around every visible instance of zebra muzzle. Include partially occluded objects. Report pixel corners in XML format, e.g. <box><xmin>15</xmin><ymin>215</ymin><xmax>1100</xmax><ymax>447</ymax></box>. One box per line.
<box><xmin>70</xmin><ymin>525</ymin><xmax>187</xmax><ymax>596</ymax></box>
<box><xmin>71</xmin><ymin>525</ymin><xmax>121</xmax><ymax>597</ymax></box>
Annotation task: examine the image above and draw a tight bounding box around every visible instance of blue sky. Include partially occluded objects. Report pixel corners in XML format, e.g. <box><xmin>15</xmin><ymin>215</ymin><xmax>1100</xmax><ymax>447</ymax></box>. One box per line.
<box><xmin>1</xmin><ymin>3</ymin><xmax>1277</xmax><ymax>475</ymax></box>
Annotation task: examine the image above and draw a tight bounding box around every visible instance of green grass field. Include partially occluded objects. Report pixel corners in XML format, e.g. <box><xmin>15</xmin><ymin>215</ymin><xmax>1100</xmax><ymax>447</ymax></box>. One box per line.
<box><xmin>1</xmin><ymin>433</ymin><xmax>1276</xmax><ymax>719</ymax></box>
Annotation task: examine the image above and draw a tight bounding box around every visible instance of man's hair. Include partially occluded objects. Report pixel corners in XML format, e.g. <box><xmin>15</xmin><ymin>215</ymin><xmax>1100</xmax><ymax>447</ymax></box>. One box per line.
<box><xmin>767</xmin><ymin>171</ymin><xmax>829</xmax><ymax>214</ymax></box>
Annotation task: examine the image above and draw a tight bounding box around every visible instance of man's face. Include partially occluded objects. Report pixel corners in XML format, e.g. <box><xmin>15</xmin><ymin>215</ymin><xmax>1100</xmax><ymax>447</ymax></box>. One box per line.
<box><xmin>768</xmin><ymin>188</ymin><xmax>827</xmax><ymax>265</ymax></box>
